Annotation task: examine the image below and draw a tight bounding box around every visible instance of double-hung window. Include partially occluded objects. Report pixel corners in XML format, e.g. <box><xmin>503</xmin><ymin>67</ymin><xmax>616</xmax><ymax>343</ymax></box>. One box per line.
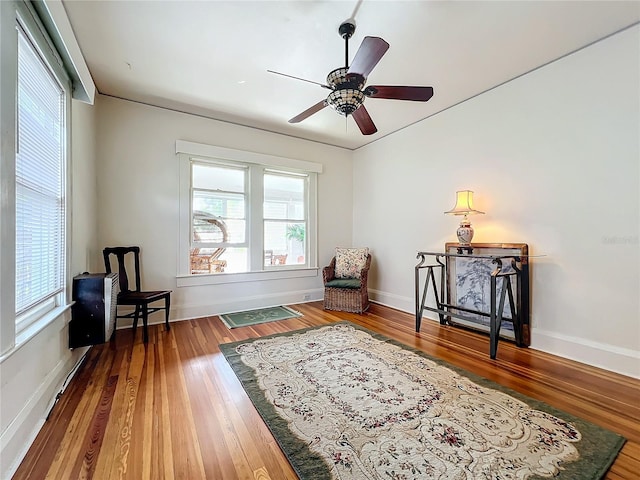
<box><xmin>177</xmin><ymin>141</ymin><xmax>320</xmax><ymax>280</ymax></box>
<box><xmin>15</xmin><ymin>20</ymin><xmax>69</xmax><ymax>333</ymax></box>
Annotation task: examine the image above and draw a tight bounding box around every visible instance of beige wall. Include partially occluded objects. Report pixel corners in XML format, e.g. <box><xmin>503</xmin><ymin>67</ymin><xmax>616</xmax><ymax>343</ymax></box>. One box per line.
<box><xmin>352</xmin><ymin>26</ymin><xmax>640</xmax><ymax>377</ymax></box>
<box><xmin>95</xmin><ymin>96</ymin><xmax>353</xmax><ymax>319</ymax></box>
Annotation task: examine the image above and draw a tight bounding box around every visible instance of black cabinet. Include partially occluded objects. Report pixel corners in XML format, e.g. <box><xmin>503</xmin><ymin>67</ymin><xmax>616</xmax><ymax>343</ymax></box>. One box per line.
<box><xmin>69</xmin><ymin>273</ymin><xmax>118</xmax><ymax>348</ymax></box>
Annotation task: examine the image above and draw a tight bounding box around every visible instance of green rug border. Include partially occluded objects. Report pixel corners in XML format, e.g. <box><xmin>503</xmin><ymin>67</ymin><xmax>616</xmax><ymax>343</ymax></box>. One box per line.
<box><xmin>219</xmin><ymin>305</ymin><xmax>302</xmax><ymax>329</ymax></box>
<box><xmin>220</xmin><ymin>321</ymin><xmax>626</xmax><ymax>480</ymax></box>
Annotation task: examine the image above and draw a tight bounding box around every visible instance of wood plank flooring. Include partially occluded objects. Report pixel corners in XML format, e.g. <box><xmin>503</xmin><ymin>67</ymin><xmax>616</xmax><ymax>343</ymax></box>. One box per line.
<box><xmin>13</xmin><ymin>302</ymin><xmax>640</xmax><ymax>479</ymax></box>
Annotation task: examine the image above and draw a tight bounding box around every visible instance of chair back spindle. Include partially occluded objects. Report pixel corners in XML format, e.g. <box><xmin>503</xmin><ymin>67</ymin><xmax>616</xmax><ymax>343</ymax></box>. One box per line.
<box><xmin>103</xmin><ymin>246</ymin><xmax>142</xmax><ymax>294</ymax></box>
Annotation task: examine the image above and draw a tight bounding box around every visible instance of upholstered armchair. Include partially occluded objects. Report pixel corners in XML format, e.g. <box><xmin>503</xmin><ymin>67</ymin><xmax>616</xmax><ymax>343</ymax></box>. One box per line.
<box><xmin>323</xmin><ymin>248</ymin><xmax>371</xmax><ymax>313</ymax></box>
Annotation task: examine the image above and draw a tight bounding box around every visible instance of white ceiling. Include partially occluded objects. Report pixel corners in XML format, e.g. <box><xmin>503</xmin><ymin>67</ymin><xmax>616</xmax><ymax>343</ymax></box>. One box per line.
<box><xmin>62</xmin><ymin>0</ymin><xmax>639</xmax><ymax>150</ymax></box>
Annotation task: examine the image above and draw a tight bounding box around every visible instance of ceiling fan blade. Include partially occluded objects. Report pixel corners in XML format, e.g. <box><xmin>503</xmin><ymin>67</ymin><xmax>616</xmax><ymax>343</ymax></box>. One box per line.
<box><xmin>267</xmin><ymin>70</ymin><xmax>332</xmax><ymax>90</ymax></box>
<box><xmin>288</xmin><ymin>100</ymin><xmax>327</xmax><ymax>123</ymax></box>
<box><xmin>365</xmin><ymin>85</ymin><xmax>434</xmax><ymax>102</ymax></box>
<box><xmin>347</xmin><ymin>36</ymin><xmax>389</xmax><ymax>79</ymax></box>
<box><xmin>352</xmin><ymin>105</ymin><xmax>377</xmax><ymax>135</ymax></box>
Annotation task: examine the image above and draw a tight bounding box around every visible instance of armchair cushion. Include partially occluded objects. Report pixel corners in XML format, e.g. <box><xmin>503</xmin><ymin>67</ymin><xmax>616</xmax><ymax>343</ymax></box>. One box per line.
<box><xmin>325</xmin><ymin>278</ymin><xmax>361</xmax><ymax>289</ymax></box>
<box><xmin>335</xmin><ymin>247</ymin><xmax>369</xmax><ymax>279</ymax></box>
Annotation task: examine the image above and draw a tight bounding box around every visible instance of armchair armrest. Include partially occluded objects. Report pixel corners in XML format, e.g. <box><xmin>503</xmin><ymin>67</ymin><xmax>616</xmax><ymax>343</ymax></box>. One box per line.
<box><xmin>323</xmin><ymin>257</ymin><xmax>336</xmax><ymax>284</ymax></box>
<box><xmin>358</xmin><ymin>254</ymin><xmax>372</xmax><ymax>287</ymax></box>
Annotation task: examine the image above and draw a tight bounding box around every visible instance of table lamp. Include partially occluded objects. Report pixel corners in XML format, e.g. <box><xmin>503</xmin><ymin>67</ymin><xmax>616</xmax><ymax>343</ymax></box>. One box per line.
<box><xmin>445</xmin><ymin>190</ymin><xmax>484</xmax><ymax>248</ymax></box>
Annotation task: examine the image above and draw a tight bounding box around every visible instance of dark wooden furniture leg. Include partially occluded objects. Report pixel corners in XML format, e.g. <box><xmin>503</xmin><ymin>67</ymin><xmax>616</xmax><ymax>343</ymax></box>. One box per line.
<box><xmin>165</xmin><ymin>295</ymin><xmax>171</xmax><ymax>331</ymax></box>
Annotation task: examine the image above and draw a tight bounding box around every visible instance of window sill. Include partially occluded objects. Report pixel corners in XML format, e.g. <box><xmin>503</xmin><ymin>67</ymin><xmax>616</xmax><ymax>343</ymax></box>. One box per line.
<box><xmin>176</xmin><ymin>267</ymin><xmax>319</xmax><ymax>287</ymax></box>
<box><xmin>0</xmin><ymin>304</ymin><xmax>72</xmax><ymax>364</ymax></box>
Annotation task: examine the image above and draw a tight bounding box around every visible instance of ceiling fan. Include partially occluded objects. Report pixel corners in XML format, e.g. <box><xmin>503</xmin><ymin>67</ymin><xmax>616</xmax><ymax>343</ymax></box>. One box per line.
<box><xmin>268</xmin><ymin>20</ymin><xmax>434</xmax><ymax>135</ymax></box>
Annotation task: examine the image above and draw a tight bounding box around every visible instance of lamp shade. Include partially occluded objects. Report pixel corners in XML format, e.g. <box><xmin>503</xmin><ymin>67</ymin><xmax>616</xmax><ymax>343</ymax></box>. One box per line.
<box><xmin>444</xmin><ymin>190</ymin><xmax>485</xmax><ymax>216</ymax></box>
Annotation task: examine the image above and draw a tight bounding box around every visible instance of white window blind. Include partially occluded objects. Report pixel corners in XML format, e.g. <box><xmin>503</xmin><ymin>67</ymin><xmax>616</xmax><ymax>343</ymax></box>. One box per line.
<box><xmin>15</xmin><ymin>26</ymin><xmax>66</xmax><ymax>317</ymax></box>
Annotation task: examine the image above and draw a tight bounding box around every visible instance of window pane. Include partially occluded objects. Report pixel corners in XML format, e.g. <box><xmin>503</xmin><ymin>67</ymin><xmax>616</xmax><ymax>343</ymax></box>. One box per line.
<box><xmin>264</xmin><ymin>221</ymin><xmax>288</xmax><ymax>252</ymax></box>
<box><xmin>192</xmin><ymin>163</ymin><xmax>244</xmax><ymax>191</ymax></box>
<box><xmin>286</xmin><ymin>222</ymin><xmax>306</xmax><ymax>265</ymax></box>
<box><xmin>263</xmin><ymin>173</ymin><xmax>307</xmax><ymax>267</ymax></box>
<box><xmin>193</xmin><ymin>190</ymin><xmax>245</xmax><ymax>220</ymax></box>
<box><xmin>263</xmin><ymin>221</ymin><xmax>306</xmax><ymax>267</ymax></box>
<box><xmin>264</xmin><ymin>173</ymin><xmax>305</xmax><ymax>221</ymax></box>
<box><xmin>193</xmin><ymin>190</ymin><xmax>245</xmax><ymax>243</ymax></box>
<box><xmin>190</xmin><ymin>247</ymin><xmax>247</xmax><ymax>275</ymax></box>
<box><xmin>15</xmin><ymin>28</ymin><xmax>65</xmax><ymax>316</ymax></box>
<box><xmin>192</xmin><ymin>214</ymin><xmax>228</xmax><ymax>243</ymax></box>
<box><xmin>215</xmin><ymin>248</ymin><xmax>247</xmax><ymax>274</ymax></box>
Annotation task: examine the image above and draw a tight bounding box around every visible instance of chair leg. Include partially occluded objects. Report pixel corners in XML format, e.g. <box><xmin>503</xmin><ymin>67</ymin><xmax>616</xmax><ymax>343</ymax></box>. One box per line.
<box><xmin>142</xmin><ymin>303</ymin><xmax>149</xmax><ymax>343</ymax></box>
<box><xmin>132</xmin><ymin>305</ymin><xmax>141</xmax><ymax>337</ymax></box>
<box><xmin>110</xmin><ymin>309</ymin><xmax>119</xmax><ymax>342</ymax></box>
<box><xmin>165</xmin><ymin>295</ymin><xmax>171</xmax><ymax>331</ymax></box>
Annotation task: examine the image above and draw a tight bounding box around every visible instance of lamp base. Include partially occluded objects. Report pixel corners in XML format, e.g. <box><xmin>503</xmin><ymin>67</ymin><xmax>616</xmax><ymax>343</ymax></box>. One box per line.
<box><xmin>456</xmin><ymin>220</ymin><xmax>474</xmax><ymax>245</ymax></box>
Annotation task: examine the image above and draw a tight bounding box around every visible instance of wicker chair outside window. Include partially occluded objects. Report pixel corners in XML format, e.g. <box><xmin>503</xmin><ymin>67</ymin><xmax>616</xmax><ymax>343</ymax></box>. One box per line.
<box><xmin>190</xmin><ymin>214</ymin><xmax>228</xmax><ymax>274</ymax></box>
<box><xmin>323</xmin><ymin>253</ymin><xmax>371</xmax><ymax>313</ymax></box>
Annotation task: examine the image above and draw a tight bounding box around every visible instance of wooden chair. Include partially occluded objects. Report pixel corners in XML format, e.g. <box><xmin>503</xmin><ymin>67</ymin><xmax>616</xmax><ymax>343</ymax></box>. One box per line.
<box><xmin>103</xmin><ymin>246</ymin><xmax>171</xmax><ymax>343</ymax></box>
<box><xmin>272</xmin><ymin>254</ymin><xmax>288</xmax><ymax>265</ymax></box>
<box><xmin>264</xmin><ymin>250</ymin><xmax>287</xmax><ymax>266</ymax></box>
<box><xmin>323</xmin><ymin>254</ymin><xmax>371</xmax><ymax>313</ymax></box>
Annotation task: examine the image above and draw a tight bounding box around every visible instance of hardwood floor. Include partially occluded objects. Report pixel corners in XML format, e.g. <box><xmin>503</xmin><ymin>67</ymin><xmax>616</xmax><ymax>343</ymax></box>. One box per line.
<box><xmin>13</xmin><ymin>302</ymin><xmax>640</xmax><ymax>479</ymax></box>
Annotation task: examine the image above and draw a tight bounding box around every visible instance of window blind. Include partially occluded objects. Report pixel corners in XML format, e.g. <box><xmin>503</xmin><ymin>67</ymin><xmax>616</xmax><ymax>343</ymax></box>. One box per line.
<box><xmin>15</xmin><ymin>26</ymin><xmax>66</xmax><ymax>316</ymax></box>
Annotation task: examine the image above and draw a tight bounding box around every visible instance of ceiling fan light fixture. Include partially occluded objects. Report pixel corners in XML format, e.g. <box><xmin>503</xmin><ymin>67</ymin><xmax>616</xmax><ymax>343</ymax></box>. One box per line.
<box><xmin>326</xmin><ymin>88</ymin><xmax>364</xmax><ymax>116</ymax></box>
<box><xmin>327</xmin><ymin>67</ymin><xmax>348</xmax><ymax>87</ymax></box>
<box><xmin>326</xmin><ymin>68</ymin><xmax>365</xmax><ymax>89</ymax></box>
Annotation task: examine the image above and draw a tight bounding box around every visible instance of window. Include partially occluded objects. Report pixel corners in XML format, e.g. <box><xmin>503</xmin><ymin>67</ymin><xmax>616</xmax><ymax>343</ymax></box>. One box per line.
<box><xmin>264</xmin><ymin>171</ymin><xmax>307</xmax><ymax>267</ymax></box>
<box><xmin>191</xmin><ymin>162</ymin><xmax>247</xmax><ymax>273</ymax></box>
<box><xmin>15</xmin><ymin>23</ymin><xmax>68</xmax><ymax>332</ymax></box>
<box><xmin>177</xmin><ymin>141</ymin><xmax>320</xmax><ymax>281</ymax></box>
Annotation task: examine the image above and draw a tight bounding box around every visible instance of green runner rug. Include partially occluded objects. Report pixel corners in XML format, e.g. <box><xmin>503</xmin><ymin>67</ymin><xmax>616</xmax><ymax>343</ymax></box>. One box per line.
<box><xmin>219</xmin><ymin>305</ymin><xmax>302</xmax><ymax>329</ymax></box>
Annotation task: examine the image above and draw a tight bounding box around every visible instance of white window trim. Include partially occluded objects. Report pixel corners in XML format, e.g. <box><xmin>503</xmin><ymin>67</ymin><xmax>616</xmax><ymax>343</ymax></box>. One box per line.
<box><xmin>32</xmin><ymin>0</ymin><xmax>96</xmax><ymax>104</ymax></box>
<box><xmin>13</xmin><ymin>3</ymin><xmax>72</xmax><ymax>339</ymax></box>
<box><xmin>16</xmin><ymin>296</ymin><xmax>57</xmax><ymax>334</ymax></box>
<box><xmin>176</xmin><ymin>268</ymin><xmax>319</xmax><ymax>288</ymax></box>
<box><xmin>176</xmin><ymin>140</ymin><xmax>323</xmax><ymax>173</ymax></box>
<box><xmin>176</xmin><ymin>141</ymin><xmax>321</xmax><ymax>286</ymax></box>
<box><xmin>0</xmin><ymin>1</ymin><xmax>79</xmax><ymax>356</ymax></box>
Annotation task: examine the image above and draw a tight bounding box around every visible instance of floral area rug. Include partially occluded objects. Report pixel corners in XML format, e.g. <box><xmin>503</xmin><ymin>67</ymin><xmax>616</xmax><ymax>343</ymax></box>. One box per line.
<box><xmin>220</xmin><ymin>322</ymin><xmax>624</xmax><ymax>479</ymax></box>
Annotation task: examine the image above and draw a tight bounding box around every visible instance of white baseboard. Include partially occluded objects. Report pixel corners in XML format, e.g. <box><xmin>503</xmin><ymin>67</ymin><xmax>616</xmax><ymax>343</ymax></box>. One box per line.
<box><xmin>368</xmin><ymin>288</ymin><xmax>414</xmax><ymax>314</ymax></box>
<box><xmin>116</xmin><ymin>288</ymin><xmax>325</xmax><ymax>327</ymax></box>
<box><xmin>531</xmin><ymin>328</ymin><xmax>640</xmax><ymax>379</ymax></box>
<box><xmin>370</xmin><ymin>289</ymin><xmax>639</xmax><ymax>379</ymax></box>
<box><xmin>0</xmin><ymin>347</ymin><xmax>89</xmax><ymax>480</ymax></box>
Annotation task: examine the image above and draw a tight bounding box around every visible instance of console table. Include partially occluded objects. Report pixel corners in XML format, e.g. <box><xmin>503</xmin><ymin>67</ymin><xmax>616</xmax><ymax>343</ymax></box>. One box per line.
<box><xmin>415</xmin><ymin>243</ymin><xmax>532</xmax><ymax>359</ymax></box>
